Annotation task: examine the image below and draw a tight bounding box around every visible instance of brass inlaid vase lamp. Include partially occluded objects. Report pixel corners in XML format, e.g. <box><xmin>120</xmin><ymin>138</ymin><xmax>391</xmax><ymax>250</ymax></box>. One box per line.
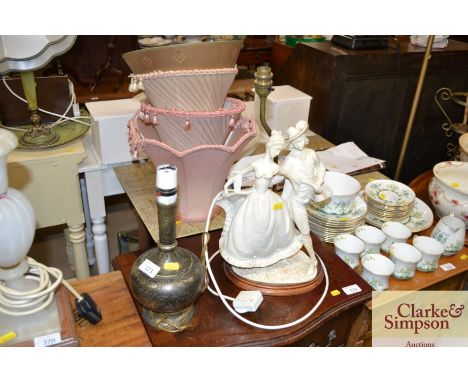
<box><xmin>0</xmin><ymin>35</ymin><xmax>89</xmax><ymax>149</ymax></box>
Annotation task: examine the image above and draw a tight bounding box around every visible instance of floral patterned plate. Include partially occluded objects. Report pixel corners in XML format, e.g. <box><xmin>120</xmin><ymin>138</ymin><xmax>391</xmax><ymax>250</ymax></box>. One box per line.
<box><xmin>365</xmin><ymin>179</ymin><xmax>415</xmax><ymax>207</ymax></box>
<box><xmin>365</xmin><ymin>198</ymin><xmax>433</xmax><ymax>233</ymax></box>
<box><xmin>404</xmin><ymin>198</ymin><xmax>434</xmax><ymax>232</ymax></box>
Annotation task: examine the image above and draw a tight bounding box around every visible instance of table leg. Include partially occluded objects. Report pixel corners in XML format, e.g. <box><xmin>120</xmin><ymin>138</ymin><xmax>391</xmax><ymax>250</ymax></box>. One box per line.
<box><xmin>68</xmin><ymin>223</ymin><xmax>90</xmax><ymax>279</ymax></box>
<box><xmin>80</xmin><ymin>177</ymin><xmax>96</xmax><ymax>267</ymax></box>
<box><xmin>92</xmin><ymin>217</ymin><xmax>110</xmax><ymax>274</ymax></box>
<box><xmin>84</xmin><ymin>171</ymin><xmax>111</xmax><ymax>275</ymax></box>
<box><xmin>64</xmin><ymin>228</ymin><xmax>76</xmax><ymax>273</ymax></box>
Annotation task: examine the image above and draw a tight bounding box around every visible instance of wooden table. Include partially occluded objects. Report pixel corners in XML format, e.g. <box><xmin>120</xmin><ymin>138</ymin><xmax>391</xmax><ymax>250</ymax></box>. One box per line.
<box><xmin>112</xmin><ymin>231</ymin><xmax>372</xmax><ymax>347</ymax></box>
<box><xmin>68</xmin><ymin>271</ymin><xmax>151</xmax><ymax>346</ymax></box>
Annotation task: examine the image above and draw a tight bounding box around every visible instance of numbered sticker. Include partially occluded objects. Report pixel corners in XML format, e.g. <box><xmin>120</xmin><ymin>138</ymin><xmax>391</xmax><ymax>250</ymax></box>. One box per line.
<box><xmin>272</xmin><ymin>202</ymin><xmax>284</xmax><ymax>211</ymax></box>
<box><xmin>139</xmin><ymin>259</ymin><xmax>160</xmax><ymax>278</ymax></box>
<box><xmin>34</xmin><ymin>332</ymin><xmax>61</xmax><ymax>347</ymax></box>
<box><xmin>330</xmin><ymin>290</ymin><xmax>341</xmax><ymax>297</ymax></box>
<box><xmin>163</xmin><ymin>262</ymin><xmax>180</xmax><ymax>271</ymax></box>
<box><xmin>342</xmin><ymin>284</ymin><xmax>362</xmax><ymax>295</ymax></box>
<box><xmin>460</xmin><ymin>254</ymin><xmax>467</xmax><ymax>261</ymax></box>
<box><xmin>440</xmin><ymin>263</ymin><xmax>456</xmax><ymax>271</ymax></box>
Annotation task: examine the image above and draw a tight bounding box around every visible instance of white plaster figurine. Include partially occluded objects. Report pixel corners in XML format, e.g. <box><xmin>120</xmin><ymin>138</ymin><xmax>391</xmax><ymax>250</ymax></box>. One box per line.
<box><xmin>217</xmin><ymin>123</ymin><xmax>328</xmax><ymax>272</ymax></box>
<box><xmin>281</xmin><ymin>121</ymin><xmax>327</xmax><ymax>266</ymax></box>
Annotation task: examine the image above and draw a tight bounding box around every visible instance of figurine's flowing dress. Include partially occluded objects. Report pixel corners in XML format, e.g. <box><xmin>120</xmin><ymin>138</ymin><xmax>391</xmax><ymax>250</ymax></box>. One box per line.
<box><xmin>217</xmin><ymin>160</ymin><xmax>302</xmax><ymax>268</ymax></box>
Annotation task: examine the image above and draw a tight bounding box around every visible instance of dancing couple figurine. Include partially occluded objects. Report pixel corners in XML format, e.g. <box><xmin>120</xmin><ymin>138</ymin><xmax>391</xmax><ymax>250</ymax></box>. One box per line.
<box><xmin>217</xmin><ymin>121</ymin><xmax>328</xmax><ymax>280</ymax></box>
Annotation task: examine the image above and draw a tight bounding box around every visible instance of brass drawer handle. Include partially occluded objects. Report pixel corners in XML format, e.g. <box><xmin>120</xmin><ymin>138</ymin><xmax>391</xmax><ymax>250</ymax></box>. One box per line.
<box><xmin>309</xmin><ymin>329</ymin><xmax>337</xmax><ymax>347</ymax></box>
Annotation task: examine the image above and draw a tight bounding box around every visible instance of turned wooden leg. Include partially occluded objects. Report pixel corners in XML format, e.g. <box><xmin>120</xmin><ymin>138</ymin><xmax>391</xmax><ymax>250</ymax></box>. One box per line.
<box><xmin>64</xmin><ymin>228</ymin><xmax>75</xmax><ymax>272</ymax></box>
<box><xmin>68</xmin><ymin>223</ymin><xmax>90</xmax><ymax>279</ymax></box>
<box><xmin>80</xmin><ymin>177</ymin><xmax>96</xmax><ymax>267</ymax></box>
<box><xmin>92</xmin><ymin>217</ymin><xmax>110</xmax><ymax>274</ymax></box>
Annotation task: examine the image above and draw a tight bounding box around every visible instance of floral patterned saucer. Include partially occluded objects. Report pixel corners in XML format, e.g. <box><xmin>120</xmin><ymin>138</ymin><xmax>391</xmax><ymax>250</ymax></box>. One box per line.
<box><xmin>365</xmin><ymin>179</ymin><xmax>415</xmax><ymax>207</ymax></box>
<box><xmin>365</xmin><ymin>198</ymin><xmax>433</xmax><ymax>233</ymax></box>
<box><xmin>308</xmin><ymin>195</ymin><xmax>367</xmax><ymax>222</ymax></box>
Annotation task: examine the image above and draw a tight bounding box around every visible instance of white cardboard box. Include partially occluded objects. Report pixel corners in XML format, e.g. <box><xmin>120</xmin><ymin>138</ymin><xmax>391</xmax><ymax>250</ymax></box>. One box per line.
<box><xmin>254</xmin><ymin>85</ymin><xmax>312</xmax><ymax>136</ymax></box>
<box><xmin>85</xmin><ymin>98</ymin><xmax>141</xmax><ymax>165</ymax></box>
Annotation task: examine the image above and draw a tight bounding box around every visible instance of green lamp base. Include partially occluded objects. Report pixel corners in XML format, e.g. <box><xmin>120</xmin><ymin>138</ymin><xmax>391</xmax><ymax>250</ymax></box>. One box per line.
<box><xmin>9</xmin><ymin>118</ymin><xmax>89</xmax><ymax>150</ymax></box>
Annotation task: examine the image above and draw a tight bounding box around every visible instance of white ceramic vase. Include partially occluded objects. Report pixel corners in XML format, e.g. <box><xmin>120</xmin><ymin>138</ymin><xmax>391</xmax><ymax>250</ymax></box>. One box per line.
<box><xmin>0</xmin><ymin>130</ymin><xmax>36</xmax><ymax>282</ymax></box>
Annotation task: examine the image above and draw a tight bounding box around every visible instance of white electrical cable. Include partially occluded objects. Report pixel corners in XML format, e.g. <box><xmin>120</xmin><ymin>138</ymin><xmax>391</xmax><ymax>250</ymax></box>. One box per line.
<box><xmin>0</xmin><ymin>257</ymin><xmax>82</xmax><ymax>316</ymax></box>
<box><xmin>1</xmin><ymin>76</ymin><xmax>90</xmax><ymax>128</ymax></box>
<box><xmin>206</xmin><ymin>251</ymin><xmax>235</xmax><ymax>302</ymax></box>
<box><xmin>203</xmin><ymin>190</ymin><xmax>329</xmax><ymax>330</ymax></box>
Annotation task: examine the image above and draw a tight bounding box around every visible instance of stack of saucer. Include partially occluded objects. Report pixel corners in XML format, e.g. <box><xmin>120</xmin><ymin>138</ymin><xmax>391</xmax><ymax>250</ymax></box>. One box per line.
<box><xmin>307</xmin><ymin>196</ymin><xmax>367</xmax><ymax>243</ymax></box>
<box><xmin>364</xmin><ymin>179</ymin><xmax>415</xmax><ymax>225</ymax></box>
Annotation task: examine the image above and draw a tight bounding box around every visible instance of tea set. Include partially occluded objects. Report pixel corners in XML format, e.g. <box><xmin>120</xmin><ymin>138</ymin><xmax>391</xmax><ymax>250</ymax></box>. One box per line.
<box><xmin>311</xmin><ymin>166</ymin><xmax>466</xmax><ymax>292</ymax></box>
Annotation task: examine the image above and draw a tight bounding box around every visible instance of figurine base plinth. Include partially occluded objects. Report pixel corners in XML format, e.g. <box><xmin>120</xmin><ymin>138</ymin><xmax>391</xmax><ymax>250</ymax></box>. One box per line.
<box><xmin>142</xmin><ymin>306</ymin><xmax>195</xmax><ymax>332</ymax></box>
<box><xmin>224</xmin><ymin>251</ymin><xmax>324</xmax><ymax>296</ymax></box>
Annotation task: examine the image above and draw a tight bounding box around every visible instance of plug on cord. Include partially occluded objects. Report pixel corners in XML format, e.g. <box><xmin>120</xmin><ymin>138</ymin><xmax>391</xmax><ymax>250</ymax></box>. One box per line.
<box><xmin>76</xmin><ymin>293</ymin><xmax>102</xmax><ymax>325</ymax></box>
<box><xmin>233</xmin><ymin>291</ymin><xmax>263</xmax><ymax>313</ymax></box>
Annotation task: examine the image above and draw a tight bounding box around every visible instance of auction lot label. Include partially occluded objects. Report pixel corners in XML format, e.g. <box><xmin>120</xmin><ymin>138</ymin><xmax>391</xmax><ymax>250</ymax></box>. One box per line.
<box><xmin>372</xmin><ymin>291</ymin><xmax>468</xmax><ymax>347</ymax></box>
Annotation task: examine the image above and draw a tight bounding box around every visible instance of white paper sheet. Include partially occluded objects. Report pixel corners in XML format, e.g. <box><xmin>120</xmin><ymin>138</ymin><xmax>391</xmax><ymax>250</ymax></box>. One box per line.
<box><xmin>316</xmin><ymin>141</ymin><xmax>385</xmax><ymax>174</ymax></box>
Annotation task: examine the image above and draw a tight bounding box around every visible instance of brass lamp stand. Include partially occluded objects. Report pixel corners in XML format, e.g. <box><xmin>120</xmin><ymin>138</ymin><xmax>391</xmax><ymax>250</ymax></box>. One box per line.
<box><xmin>0</xmin><ymin>35</ymin><xmax>89</xmax><ymax>150</ymax></box>
<box><xmin>19</xmin><ymin>71</ymin><xmax>59</xmax><ymax>148</ymax></box>
<box><xmin>254</xmin><ymin>65</ymin><xmax>274</xmax><ymax>136</ymax></box>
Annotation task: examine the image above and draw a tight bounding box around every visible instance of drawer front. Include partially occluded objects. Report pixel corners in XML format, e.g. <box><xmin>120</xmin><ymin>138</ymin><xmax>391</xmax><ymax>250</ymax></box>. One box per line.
<box><xmin>290</xmin><ymin>306</ymin><xmax>362</xmax><ymax>347</ymax></box>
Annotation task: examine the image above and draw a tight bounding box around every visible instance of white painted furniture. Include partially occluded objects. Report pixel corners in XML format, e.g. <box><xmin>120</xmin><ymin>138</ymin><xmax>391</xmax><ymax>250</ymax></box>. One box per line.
<box><xmin>7</xmin><ymin>139</ymin><xmax>89</xmax><ymax>279</ymax></box>
<box><xmin>78</xmin><ymin>131</ymin><xmax>146</xmax><ymax>274</ymax></box>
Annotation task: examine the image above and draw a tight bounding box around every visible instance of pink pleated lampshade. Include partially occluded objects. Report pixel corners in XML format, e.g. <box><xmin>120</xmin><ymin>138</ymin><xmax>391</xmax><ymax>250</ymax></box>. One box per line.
<box><xmin>128</xmin><ymin>114</ymin><xmax>257</xmax><ymax>222</ymax></box>
<box><xmin>138</xmin><ymin>97</ymin><xmax>245</xmax><ymax>151</ymax></box>
<box><xmin>122</xmin><ymin>41</ymin><xmax>242</xmax><ymax>74</ymax></box>
<box><xmin>133</xmin><ymin>68</ymin><xmax>238</xmax><ymax>111</ymax></box>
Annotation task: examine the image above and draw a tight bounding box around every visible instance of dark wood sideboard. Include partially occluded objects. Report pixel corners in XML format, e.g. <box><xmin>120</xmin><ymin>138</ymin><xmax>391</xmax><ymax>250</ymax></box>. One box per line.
<box><xmin>112</xmin><ymin>231</ymin><xmax>372</xmax><ymax>347</ymax></box>
<box><xmin>274</xmin><ymin>39</ymin><xmax>468</xmax><ymax>183</ymax></box>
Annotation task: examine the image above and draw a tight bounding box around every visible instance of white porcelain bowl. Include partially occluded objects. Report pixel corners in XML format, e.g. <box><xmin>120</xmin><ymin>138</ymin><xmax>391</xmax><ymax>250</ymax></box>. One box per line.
<box><xmin>389</xmin><ymin>243</ymin><xmax>422</xmax><ymax>280</ymax></box>
<box><xmin>333</xmin><ymin>234</ymin><xmax>365</xmax><ymax>269</ymax></box>
<box><xmin>360</xmin><ymin>254</ymin><xmax>395</xmax><ymax>291</ymax></box>
<box><xmin>413</xmin><ymin>235</ymin><xmax>445</xmax><ymax>272</ymax></box>
<box><xmin>428</xmin><ymin>161</ymin><xmax>468</xmax><ymax>228</ymax></box>
<box><xmin>316</xmin><ymin>171</ymin><xmax>361</xmax><ymax>215</ymax></box>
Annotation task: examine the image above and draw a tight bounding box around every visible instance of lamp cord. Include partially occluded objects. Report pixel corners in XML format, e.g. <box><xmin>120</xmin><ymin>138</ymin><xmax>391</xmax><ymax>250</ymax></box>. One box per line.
<box><xmin>0</xmin><ymin>257</ymin><xmax>82</xmax><ymax>316</ymax></box>
<box><xmin>1</xmin><ymin>76</ymin><xmax>90</xmax><ymax>131</ymax></box>
<box><xmin>202</xmin><ymin>190</ymin><xmax>329</xmax><ymax>330</ymax></box>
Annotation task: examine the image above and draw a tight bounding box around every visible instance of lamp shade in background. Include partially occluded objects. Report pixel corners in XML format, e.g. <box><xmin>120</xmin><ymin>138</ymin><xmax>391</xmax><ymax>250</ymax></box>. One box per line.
<box><xmin>0</xmin><ymin>35</ymin><xmax>76</xmax><ymax>74</ymax></box>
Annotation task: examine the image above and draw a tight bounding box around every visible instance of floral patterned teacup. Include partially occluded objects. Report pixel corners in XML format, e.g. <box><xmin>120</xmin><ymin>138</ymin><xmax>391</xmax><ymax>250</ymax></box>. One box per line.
<box><xmin>389</xmin><ymin>243</ymin><xmax>422</xmax><ymax>280</ymax></box>
<box><xmin>381</xmin><ymin>221</ymin><xmax>412</xmax><ymax>253</ymax></box>
<box><xmin>413</xmin><ymin>235</ymin><xmax>445</xmax><ymax>272</ymax></box>
<box><xmin>355</xmin><ymin>225</ymin><xmax>386</xmax><ymax>257</ymax></box>
<box><xmin>317</xmin><ymin>171</ymin><xmax>361</xmax><ymax>215</ymax></box>
<box><xmin>431</xmin><ymin>215</ymin><xmax>465</xmax><ymax>256</ymax></box>
<box><xmin>360</xmin><ymin>254</ymin><xmax>395</xmax><ymax>291</ymax></box>
<box><xmin>333</xmin><ymin>234</ymin><xmax>365</xmax><ymax>269</ymax></box>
